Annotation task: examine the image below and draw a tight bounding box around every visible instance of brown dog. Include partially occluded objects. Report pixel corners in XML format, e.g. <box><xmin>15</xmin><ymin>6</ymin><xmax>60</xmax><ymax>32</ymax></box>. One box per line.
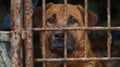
<box><xmin>34</xmin><ymin>3</ymin><xmax>104</xmax><ymax>67</ymax></box>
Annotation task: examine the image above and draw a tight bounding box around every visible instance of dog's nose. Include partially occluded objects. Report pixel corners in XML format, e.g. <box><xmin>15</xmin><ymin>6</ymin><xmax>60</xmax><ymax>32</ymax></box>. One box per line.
<box><xmin>49</xmin><ymin>31</ymin><xmax>75</xmax><ymax>54</ymax></box>
<box><xmin>53</xmin><ymin>31</ymin><xmax>64</xmax><ymax>40</ymax></box>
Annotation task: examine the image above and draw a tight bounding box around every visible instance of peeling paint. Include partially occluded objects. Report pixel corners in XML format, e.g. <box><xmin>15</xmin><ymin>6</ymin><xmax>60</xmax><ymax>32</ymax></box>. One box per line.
<box><xmin>24</xmin><ymin>0</ymin><xmax>33</xmax><ymax>67</ymax></box>
<box><xmin>10</xmin><ymin>0</ymin><xmax>23</xmax><ymax>67</ymax></box>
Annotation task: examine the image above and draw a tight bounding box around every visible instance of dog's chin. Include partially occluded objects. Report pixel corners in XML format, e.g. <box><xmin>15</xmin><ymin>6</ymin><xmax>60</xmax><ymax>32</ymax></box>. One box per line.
<box><xmin>49</xmin><ymin>46</ymin><xmax>64</xmax><ymax>55</ymax></box>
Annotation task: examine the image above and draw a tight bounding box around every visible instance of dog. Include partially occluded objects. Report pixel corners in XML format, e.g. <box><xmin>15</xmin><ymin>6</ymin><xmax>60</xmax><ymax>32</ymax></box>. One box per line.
<box><xmin>34</xmin><ymin>3</ymin><xmax>104</xmax><ymax>67</ymax></box>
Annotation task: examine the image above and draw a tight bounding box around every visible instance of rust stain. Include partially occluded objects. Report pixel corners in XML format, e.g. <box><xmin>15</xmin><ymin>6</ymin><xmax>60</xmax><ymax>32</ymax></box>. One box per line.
<box><xmin>10</xmin><ymin>0</ymin><xmax>23</xmax><ymax>67</ymax></box>
<box><xmin>24</xmin><ymin>0</ymin><xmax>33</xmax><ymax>67</ymax></box>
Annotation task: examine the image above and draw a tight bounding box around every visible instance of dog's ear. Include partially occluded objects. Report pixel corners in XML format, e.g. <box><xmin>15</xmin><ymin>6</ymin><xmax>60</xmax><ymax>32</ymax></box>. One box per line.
<box><xmin>77</xmin><ymin>5</ymin><xmax>98</xmax><ymax>26</ymax></box>
<box><xmin>46</xmin><ymin>3</ymin><xmax>53</xmax><ymax>10</ymax></box>
<box><xmin>33</xmin><ymin>3</ymin><xmax>53</xmax><ymax>27</ymax></box>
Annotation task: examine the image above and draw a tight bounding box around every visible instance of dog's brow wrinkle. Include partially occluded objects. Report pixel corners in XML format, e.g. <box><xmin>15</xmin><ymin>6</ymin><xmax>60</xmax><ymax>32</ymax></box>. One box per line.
<box><xmin>67</xmin><ymin>15</ymin><xmax>78</xmax><ymax>25</ymax></box>
<box><xmin>52</xmin><ymin>14</ymin><xmax>56</xmax><ymax>17</ymax></box>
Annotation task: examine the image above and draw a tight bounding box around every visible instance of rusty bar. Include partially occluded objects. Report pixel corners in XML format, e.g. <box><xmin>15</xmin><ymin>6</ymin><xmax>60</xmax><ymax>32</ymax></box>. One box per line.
<box><xmin>32</xmin><ymin>27</ymin><xmax>120</xmax><ymax>31</ymax></box>
<box><xmin>41</xmin><ymin>32</ymin><xmax>46</xmax><ymax>67</ymax></box>
<box><xmin>10</xmin><ymin>0</ymin><xmax>23</xmax><ymax>67</ymax></box>
<box><xmin>84</xmin><ymin>0</ymin><xmax>88</xmax><ymax>27</ymax></box>
<box><xmin>0</xmin><ymin>32</ymin><xmax>11</xmax><ymax>42</ymax></box>
<box><xmin>64</xmin><ymin>32</ymin><xmax>67</xmax><ymax>67</ymax></box>
<box><xmin>64</xmin><ymin>0</ymin><xmax>67</xmax><ymax>67</ymax></box>
<box><xmin>42</xmin><ymin>0</ymin><xmax>46</xmax><ymax>67</ymax></box>
<box><xmin>35</xmin><ymin>57</ymin><xmax>120</xmax><ymax>62</ymax></box>
<box><xmin>24</xmin><ymin>0</ymin><xmax>34</xmax><ymax>67</ymax></box>
<box><xmin>0</xmin><ymin>31</ymin><xmax>26</xmax><ymax>42</ymax></box>
<box><xmin>107</xmin><ymin>0</ymin><xmax>111</xmax><ymax>27</ymax></box>
<box><xmin>0</xmin><ymin>31</ymin><xmax>11</xmax><ymax>33</ymax></box>
<box><xmin>84</xmin><ymin>0</ymin><xmax>89</xmax><ymax>58</ymax></box>
<box><xmin>107</xmin><ymin>0</ymin><xmax>112</xmax><ymax>67</ymax></box>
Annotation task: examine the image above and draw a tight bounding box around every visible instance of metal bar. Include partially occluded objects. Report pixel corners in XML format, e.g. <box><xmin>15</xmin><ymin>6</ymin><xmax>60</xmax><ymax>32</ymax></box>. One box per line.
<box><xmin>64</xmin><ymin>32</ymin><xmax>67</xmax><ymax>67</ymax></box>
<box><xmin>35</xmin><ymin>57</ymin><xmax>120</xmax><ymax>62</ymax></box>
<box><xmin>42</xmin><ymin>0</ymin><xmax>46</xmax><ymax>67</ymax></box>
<box><xmin>0</xmin><ymin>31</ymin><xmax>11</xmax><ymax>33</ymax></box>
<box><xmin>107</xmin><ymin>0</ymin><xmax>112</xmax><ymax>67</ymax></box>
<box><xmin>10</xmin><ymin>0</ymin><xmax>23</xmax><ymax>67</ymax></box>
<box><xmin>32</xmin><ymin>27</ymin><xmax>120</xmax><ymax>31</ymax></box>
<box><xmin>84</xmin><ymin>0</ymin><xmax>88</xmax><ymax>27</ymax></box>
<box><xmin>41</xmin><ymin>33</ymin><xmax>46</xmax><ymax>67</ymax></box>
<box><xmin>0</xmin><ymin>32</ymin><xmax>11</xmax><ymax>42</ymax></box>
<box><xmin>84</xmin><ymin>0</ymin><xmax>88</xmax><ymax>58</ymax></box>
<box><xmin>64</xmin><ymin>0</ymin><xmax>67</xmax><ymax>67</ymax></box>
<box><xmin>24</xmin><ymin>0</ymin><xmax>34</xmax><ymax>67</ymax></box>
<box><xmin>0</xmin><ymin>31</ymin><xmax>26</xmax><ymax>41</ymax></box>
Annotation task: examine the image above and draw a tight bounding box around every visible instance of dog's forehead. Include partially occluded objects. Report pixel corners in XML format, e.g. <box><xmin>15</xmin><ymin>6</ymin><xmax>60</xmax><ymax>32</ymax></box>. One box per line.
<box><xmin>46</xmin><ymin>4</ymin><xmax>83</xmax><ymax>19</ymax></box>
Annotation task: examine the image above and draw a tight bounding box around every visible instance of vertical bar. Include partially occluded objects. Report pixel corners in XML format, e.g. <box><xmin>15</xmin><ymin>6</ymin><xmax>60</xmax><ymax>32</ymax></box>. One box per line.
<box><xmin>42</xmin><ymin>0</ymin><xmax>46</xmax><ymax>67</ymax></box>
<box><xmin>10</xmin><ymin>0</ymin><xmax>23</xmax><ymax>67</ymax></box>
<box><xmin>107</xmin><ymin>0</ymin><xmax>111</xmax><ymax>27</ymax></box>
<box><xmin>64</xmin><ymin>33</ymin><xmax>67</xmax><ymax>67</ymax></box>
<box><xmin>64</xmin><ymin>0</ymin><xmax>67</xmax><ymax>67</ymax></box>
<box><xmin>107</xmin><ymin>0</ymin><xmax>112</xmax><ymax>67</ymax></box>
<box><xmin>84</xmin><ymin>0</ymin><xmax>88</xmax><ymax>27</ymax></box>
<box><xmin>84</xmin><ymin>0</ymin><xmax>88</xmax><ymax>58</ymax></box>
<box><xmin>24</xmin><ymin>0</ymin><xmax>34</xmax><ymax>67</ymax></box>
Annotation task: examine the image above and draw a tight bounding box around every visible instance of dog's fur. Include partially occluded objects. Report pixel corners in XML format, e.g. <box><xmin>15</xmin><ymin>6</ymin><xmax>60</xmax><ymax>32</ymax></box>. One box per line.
<box><xmin>34</xmin><ymin>3</ymin><xmax>104</xmax><ymax>67</ymax></box>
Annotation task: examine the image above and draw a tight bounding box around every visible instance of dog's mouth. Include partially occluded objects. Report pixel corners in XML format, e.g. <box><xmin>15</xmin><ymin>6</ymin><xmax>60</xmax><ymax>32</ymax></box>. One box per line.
<box><xmin>49</xmin><ymin>31</ymin><xmax>75</xmax><ymax>55</ymax></box>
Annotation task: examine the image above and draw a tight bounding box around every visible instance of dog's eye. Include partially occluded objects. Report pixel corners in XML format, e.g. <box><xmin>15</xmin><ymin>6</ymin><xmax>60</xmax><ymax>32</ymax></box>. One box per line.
<box><xmin>67</xmin><ymin>16</ymin><xmax>78</xmax><ymax>25</ymax></box>
<box><xmin>47</xmin><ymin>15</ymin><xmax>56</xmax><ymax>24</ymax></box>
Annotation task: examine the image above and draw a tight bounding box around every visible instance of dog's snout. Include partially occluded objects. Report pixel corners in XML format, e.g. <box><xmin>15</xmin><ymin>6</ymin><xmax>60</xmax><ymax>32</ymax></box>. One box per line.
<box><xmin>53</xmin><ymin>31</ymin><xmax>64</xmax><ymax>40</ymax></box>
<box><xmin>49</xmin><ymin>31</ymin><xmax>75</xmax><ymax>54</ymax></box>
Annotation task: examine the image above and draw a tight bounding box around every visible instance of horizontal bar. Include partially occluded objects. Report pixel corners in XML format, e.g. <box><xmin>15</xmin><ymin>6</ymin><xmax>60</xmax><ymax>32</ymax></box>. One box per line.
<box><xmin>0</xmin><ymin>31</ymin><xmax>26</xmax><ymax>41</ymax></box>
<box><xmin>1</xmin><ymin>27</ymin><xmax>120</xmax><ymax>34</ymax></box>
<box><xmin>32</xmin><ymin>27</ymin><xmax>120</xmax><ymax>31</ymax></box>
<box><xmin>0</xmin><ymin>32</ymin><xmax>11</xmax><ymax>42</ymax></box>
<box><xmin>0</xmin><ymin>31</ymin><xmax>11</xmax><ymax>34</ymax></box>
<box><xmin>35</xmin><ymin>57</ymin><xmax>120</xmax><ymax>62</ymax></box>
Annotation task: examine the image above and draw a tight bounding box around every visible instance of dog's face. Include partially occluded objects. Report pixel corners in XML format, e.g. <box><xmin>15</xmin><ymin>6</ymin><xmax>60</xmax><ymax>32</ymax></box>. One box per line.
<box><xmin>42</xmin><ymin>3</ymin><xmax>97</xmax><ymax>55</ymax></box>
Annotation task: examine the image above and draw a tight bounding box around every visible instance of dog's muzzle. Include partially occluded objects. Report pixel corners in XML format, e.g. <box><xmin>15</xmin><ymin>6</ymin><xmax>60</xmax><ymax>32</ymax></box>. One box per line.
<box><xmin>49</xmin><ymin>31</ymin><xmax>75</xmax><ymax>54</ymax></box>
